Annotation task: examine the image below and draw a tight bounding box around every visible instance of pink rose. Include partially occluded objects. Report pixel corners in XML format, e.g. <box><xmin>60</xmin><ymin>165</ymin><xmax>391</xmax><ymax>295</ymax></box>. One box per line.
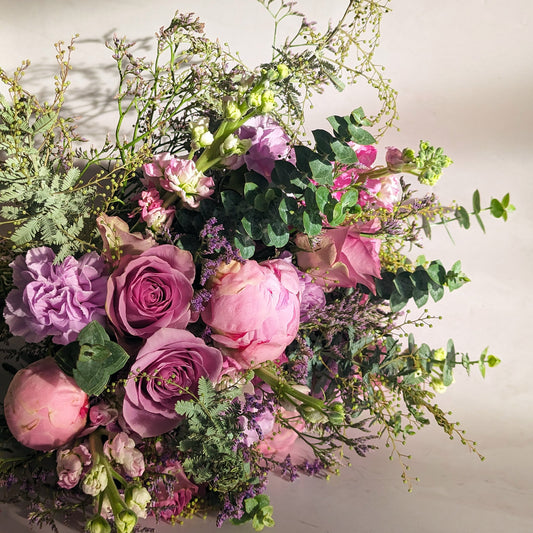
<box><xmin>257</xmin><ymin>409</ymin><xmax>305</xmax><ymax>458</ymax></box>
<box><xmin>122</xmin><ymin>328</ymin><xmax>223</xmax><ymax>438</ymax></box>
<box><xmin>106</xmin><ymin>245</ymin><xmax>195</xmax><ymax>339</ymax></box>
<box><xmin>151</xmin><ymin>460</ymin><xmax>199</xmax><ymax>521</ymax></box>
<box><xmin>4</xmin><ymin>357</ymin><xmax>89</xmax><ymax>451</ymax></box>
<box><xmin>201</xmin><ymin>259</ymin><xmax>301</xmax><ymax>368</ymax></box>
<box><xmin>96</xmin><ymin>214</ymin><xmax>156</xmax><ymax>267</ymax></box>
<box><xmin>295</xmin><ymin>219</ymin><xmax>382</xmax><ymax>294</ymax></box>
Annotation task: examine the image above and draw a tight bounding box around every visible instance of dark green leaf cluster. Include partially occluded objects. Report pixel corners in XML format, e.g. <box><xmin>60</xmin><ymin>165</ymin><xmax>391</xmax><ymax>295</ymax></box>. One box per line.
<box><xmin>55</xmin><ymin>321</ymin><xmax>129</xmax><ymax>396</ymax></box>
<box><xmin>375</xmin><ymin>260</ymin><xmax>469</xmax><ymax>312</ymax></box>
<box><xmin>175</xmin><ymin>378</ymin><xmax>256</xmax><ymax>494</ymax></box>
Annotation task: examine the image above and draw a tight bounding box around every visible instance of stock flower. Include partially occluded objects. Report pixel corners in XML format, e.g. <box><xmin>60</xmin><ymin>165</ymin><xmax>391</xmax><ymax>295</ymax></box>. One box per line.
<box><xmin>56</xmin><ymin>444</ymin><xmax>92</xmax><ymax>489</ymax></box>
<box><xmin>96</xmin><ymin>214</ymin><xmax>156</xmax><ymax>267</ymax></box>
<box><xmin>142</xmin><ymin>153</ymin><xmax>214</xmax><ymax>209</ymax></box>
<box><xmin>122</xmin><ymin>328</ymin><xmax>223</xmax><ymax>437</ymax></box>
<box><xmin>3</xmin><ymin>247</ymin><xmax>107</xmax><ymax>345</ymax></box>
<box><xmin>228</xmin><ymin>115</ymin><xmax>295</xmax><ymax>179</ymax></box>
<box><xmin>201</xmin><ymin>259</ymin><xmax>301</xmax><ymax>368</ymax></box>
<box><xmin>106</xmin><ymin>245</ymin><xmax>195</xmax><ymax>339</ymax></box>
<box><xmin>4</xmin><ymin>357</ymin><xmax>89</xmax><ymax>451</ymax></box>
<box><xmin>295</xmin><ymin>219</ymin><xmax>382</xmax><ymax>294</ymax></box>
<box><xmin>125</xmin><ymin>486</ymin><xmax>151</xmax><ymax>519</ymax></box>
<box><xmin>137</xmin><ymin>186</ymin><xmax>175</xmax><ymax>231</ymax></box>
<box><xmin>82</xmin><ymin>464</ymin><xmax>108</xmax><ymax>496</ymax></box>
<box><xmin>151</xmin><ymin>460</ymin><xmax>199</xmax><ymax>521</ymax></box>
<box><xmin>104</xmin><ymin>432</ymin><xmax>145</xmax><ymax>478</ymax></box>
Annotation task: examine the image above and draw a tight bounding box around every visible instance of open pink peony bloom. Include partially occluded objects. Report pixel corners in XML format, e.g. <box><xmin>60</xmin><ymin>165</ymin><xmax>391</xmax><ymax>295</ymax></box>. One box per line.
<box><xmin>122</xmin><ymin>328</ymin><xmax>223</xmax><ymax>438</ymax></box>
<box><xmin>201</xmin><ymin>259</ymin><xmax>301</xmax><ymax>368</ymax></box>
<box><xmin>106</xmin><ymin>245</ymin><xmax>195</xmax><ymax>339</ymax></box>
<box><xmin>4</xmin><ymin>357</ymin><xmax>89</xmax><ymax>451</ymax></box>
<box><xmin>3</xmin><ymin>247</ymin><xmax>108</xmax><ymax>345</ymax></box>
<box><xmin>295</xmin><ymin>219</ymin><xmax>382</xmax><ymax>294</ymax></box>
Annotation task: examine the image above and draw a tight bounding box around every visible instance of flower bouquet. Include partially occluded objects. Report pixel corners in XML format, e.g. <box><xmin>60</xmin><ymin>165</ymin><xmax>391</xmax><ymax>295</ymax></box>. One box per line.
<box><xmin>0</xmin><ymin>2</ymin><xmax>513</xmax><ymax>532</ymax></box>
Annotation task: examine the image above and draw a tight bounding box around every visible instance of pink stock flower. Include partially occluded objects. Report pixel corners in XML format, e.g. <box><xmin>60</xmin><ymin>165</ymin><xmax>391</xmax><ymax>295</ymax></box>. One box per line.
<box><xmin>106</xmin><ymin>245</ymin><xmax>195</xmax><ymax>339</ymax></box>
<box><xmin>4</xmin><ymin>357</ymin><xmax>89</xmax><ymax>451</ymax></box>
<box><xmin>122</xmin><ymin>328</ymin><xmax>223</xmax><ymax>438</ymax></box>
<box><xmin>228</xmin><ymin>116</ymin><xmax>295</xmax><ymax>179</ymax></box>
<box><xmin>151</xmin><ymin>460</ymin><xmax>199</xmax><ymax>521</ymax></box>
<box><xmin>104</xmin><ymin>432</ymin><xmax>145</xmax><ymax>478</ymax></box>
<box><xmin>56</xmin><ymin>444</ymin><xmax>92</xmax><ymax>489</ymax></box>
<box><xmin>201</xmin><ymin>259</ymin><xmax>301</xmax><ymax>368</ymax></box>
<box><xmin>137</xmin><ymin>186</ymin><xmax>175</xmax><ymax>231</ymax></box>
<box><xmin>3</xmin><ymin>247</ymin><xmax>107</xmax><ymax>345</ymax></box>
<box><xmin>295</xmin><ymin>219</ymin><xmax>382</xmax><ymax>294</ymax></box>
<box><xmin>96</xmin><ymin>214</ymin><xmax>156</xmax><ymax>267</ymax></box>
<box><xmin>142</xmin><ymin>153</ymin><xmax>214</xmax><ymax>209</ymax></box>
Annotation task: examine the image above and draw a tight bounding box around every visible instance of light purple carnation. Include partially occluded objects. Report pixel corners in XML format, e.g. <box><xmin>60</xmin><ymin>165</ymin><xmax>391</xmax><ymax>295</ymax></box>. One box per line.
<box><xmin>3</xmin><ymin>247</ymin><xmax>108</xmax><ymax>345</ymax></box>
<box><xmin>229</xmin><ymin>115</ymin><xmax>295</xmax><ymax>179</ymax></box>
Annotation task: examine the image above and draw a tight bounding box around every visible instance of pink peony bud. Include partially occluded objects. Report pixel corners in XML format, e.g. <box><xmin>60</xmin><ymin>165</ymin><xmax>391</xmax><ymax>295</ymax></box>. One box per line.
<box><xmin>4</xmin><ymin>357</ymin><xmax>89</xmax><ymax>451</ymax></box>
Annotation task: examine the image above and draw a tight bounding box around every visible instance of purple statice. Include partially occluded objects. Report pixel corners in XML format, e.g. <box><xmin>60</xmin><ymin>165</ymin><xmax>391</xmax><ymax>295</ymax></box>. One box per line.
<box><xmin>279</xmin><ymin>455</ymin><xmax>299</xmax><ymax>482</ymax></box>
<box><xmin>300</xmin><ymin>458</ymin><xmax>325</xmax><ymax>477</ymax></box>
<box><xmin>199</xmin><ymin>217</ymin><xmax>243</xmax><ymax>286</ymax></box>
<box><xmin>3</xmin><ymin>247</ymin><xmax>108</xmax><ymax>345</ymax></box>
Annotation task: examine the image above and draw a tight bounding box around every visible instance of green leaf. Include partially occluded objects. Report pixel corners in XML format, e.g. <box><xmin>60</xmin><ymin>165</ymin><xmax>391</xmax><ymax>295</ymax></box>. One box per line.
<box><xmin>315</xmin><ymin>186</ymin><xmax>331</xmax><ymax>212</ymax></box>
<box><xmin>472</xmin><ymin>189</ymin><xmax>481</xmax><ymax>214</ymax></box>
<box><xmin>442</xmin><ymin>340</ymin><xmax>456</xmax><ymax>386</ymax></box>
<box><xmin>501</xmin><ymin>193</ymin><xmax>510</xmax><ymax>208</ymax></box>
<box><xmin>233</xmin><ymin>230</ymin><xmax>255</xmax><ymax>259</ymax></box>
<box><xmin>474</xmin><ymin>212</ymin><xmax>486</xmax><ymax>233</ymax></box>
<box><xmin>329</xmin><ymin>201</ymin><xmax>346</xmax><ymax>226</ymax></box>
<box><xmin>427</xmin><ymin>261</ymin><xmax>446</xmax><ymax>285</ymax></box>
<box><xmin>278</xmin><ymin>195</ymin><xmax>298</xmax><ymax>224</ymax></box>
<box><xmin>77</xmin><ymin>321</ymin><xmax>110</xmax><ymax>346</ymax></box>
<box><xmin>347</xmin><ymin>125</ymin><xmax>376</xmax><ymax>145</ymax></box>
<box><xmin>241</xmin><ymin>211</ymin><xmax>263</xmax><ymax>240</ymax></box>
<box><xmin>263</xmin><ymin>220</ymin><xmax>290</xmax><ymax>248</ymax></box>
<box><xmin>490</xmin><ymin>198</ymin><xmax>505</xmax><ymax>218</ymax></box>
<box><xmin>339</xmin><ymin>189</ymin><xmax>359</xmax><ymax>208</ymax></box>
<box><xmin>302</xmin><ymin>209</ymin><xmax>323</xmax><ymax>236</ymax></box>
<box><xmin>487</xmin><ymin>354</ymin><xmax>501</xmax><ymax>367</ymax></box>
<box><xmin>393</xmin><ymin>271</ymin><xmax>413</xmax><ymax>298</ymax></box>
<box><xmin>32</xmin><ymin>112</ymin><xmax>57</xmax><ymax>134</ymax></box>
<box><xmin>350</xmin><ymin>107</ymin><xmax>373</xmax><ymax>127</ymax></box>
<box><xmin>390</xmin><ymin>291</ymin><xmax>409</xmax><ymax>312</ymax></box>
<box><xmin>421</xmin><ymin>215</ymin><xmax>432</xmax><ymax>239</ymax></box>
<box><xmin>294</xmin><ymin>145</ymin><xmax>333</xmax><ymax>185</ymax></box>
<box><xmin>455</xmin><ymin>206</ymin><xmax>470</xmax><ymax>229</ymax></box>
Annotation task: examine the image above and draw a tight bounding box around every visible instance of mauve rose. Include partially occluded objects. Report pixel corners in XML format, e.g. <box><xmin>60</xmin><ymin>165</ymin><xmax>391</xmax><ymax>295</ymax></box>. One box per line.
<box><xmin>4</xmin><ymin>247</ymin><xmax>107</xmax><ymax>345</ymax></box>
<box><xmin>106</xmin><ymin>245</ymin><xmax>195</xmax><ymax>339</ymax></box>
<box><xmin>201</xmin><ymin>259</ymin><xmax>301</xmax><ymax>368</ymax></box>
<box><xmin>4</xmin><ymin>357</ymin><xmax>89</xmax><ymax>451</ymax></box>
<box><xmin>151</xmin><ymin>460</ymin><xmax>199</xmax><ymax>521</ymax></box>
<box><xmin>295</xmin><ymin>219</ymin><xmax>382</xmax><ymax>294</ymax></box>
<box><xmin>96</xmin><ymin>214</ymin><xmax>156</xmax><ymax>267</ymax></box>
<box><xmin>122</xmin><ymin>328</ymin><xmax>223</xmax><ymax>438</ymax></box>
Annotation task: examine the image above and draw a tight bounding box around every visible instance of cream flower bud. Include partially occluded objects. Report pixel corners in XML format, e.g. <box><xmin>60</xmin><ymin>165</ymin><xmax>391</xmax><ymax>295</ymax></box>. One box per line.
<box><xmin>82</xmin><ymin>464</ymin><xmax>108</xmax><ymax>496</ymax></box>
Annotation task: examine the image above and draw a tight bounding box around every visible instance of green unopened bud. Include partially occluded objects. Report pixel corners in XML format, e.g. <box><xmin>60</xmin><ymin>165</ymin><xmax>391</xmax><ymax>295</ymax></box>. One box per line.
<box><xmin>328</xmin><ymin>402</ymin><xmax>345</xmax><ymax>426</ymax></box>
<box><xmin>247</xmin><ymin>91</ymin><xmax>262</xmax><ymax>108</ymax></box>
<box><xmin>299</xmin><ymin>405</ymin><xmax>328</xmax><ymax>424</ymax></box>
<box><xmin>224</xmin><ymin>100</ymin><xmax>242</xmax><ymax>120</ymax></box>
<box><xmin>115</xmin><ymin>509</ymin><xmax>137</xmax><ymax>533</ymax></box>
<box><xmin>260</xmin><ymin>90</ymin><xmax>276</xmax><ymax>113</ymax></box>
<box><xmin>86</xmin><ymin>516</ymin><xmax>111</xmax><ymax>533</ymax></box>
<box><xmin>277</xmin><ymin>63</ymin><xmax>290</xmax><ymax>80</ymax></box>
<box><xmin>82</xmin><ymin>464</ymin><xmax>108</xmax><ymax>496</ymax></box>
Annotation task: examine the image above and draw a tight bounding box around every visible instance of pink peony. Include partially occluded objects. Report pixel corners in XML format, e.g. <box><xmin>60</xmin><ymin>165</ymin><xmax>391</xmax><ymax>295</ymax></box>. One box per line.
<box><xmin>295</xmin><ymin>219</ymin><xmax>382</xmax><ymax>294</ymax></box>
<box><xmin>201</xmin><ymin>259</ymin><xmax>301</xmax><ymax>368</ymax></box>
<box><xmin>122</xmin><ymin>328</ymin><xmax>223</xmax><ymax>438</ymax></box>
<box><xmin>151</xmin><ymin>460</ymin><xmax>199</xmax><ymax>521</ymax></box>
<box><xmin>3</xmin><ymin>247</ymin><xmax>107</xmax><ymax>345</ymax></box>
<box><xmin>106</xmin><ymin>245</ymin><xmax>195</xmax><ymax>339</ymax></box>
<box><xmin>96</xmin><ymin>213</ymin><xmax>156</xmax><ymax>267</ymax></box>
<box><xmin>142</xmin><ymin>153</ymin><xmax>214</xmax><ymax>209</ymax></box>
<box><xmin>228</xmin><ymin>116</ymin><xmax>295</xmax><ymax>179</ymax></box>
<box><xmin>56</xmin><ymin>444</ymin><xmax>92</xmax><ymax>489</ymax></box>
<box><xmin>4</xmin><ymin>357</ymin><xmax>89</xmax><ymax>451</ymax></box>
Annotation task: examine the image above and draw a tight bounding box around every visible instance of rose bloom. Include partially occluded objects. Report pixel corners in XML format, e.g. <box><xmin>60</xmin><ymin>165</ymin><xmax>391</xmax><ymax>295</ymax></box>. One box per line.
<box><xmin>151</xmin><ymin>460</ymin><xmax>199</xmax><ymax>521</ymax></box>
<box><xmin>295</xmin><ymin>219</ymin><xmax>382</xmax><ymax>294</ymax></box>
<box><xmin>3</xmin><ymin>247</ymin><xmax>107</xmax><ymax>345</ymax></box>
<box><xmin>201</xmin><ymin>259</ymin><xmax>301</xmax><ymax>368</ymax></box>
<box><xmin>4</xmin><ymin>357</ymin><xmax>89</xmax><ymax>451</ymax></box>
<box><xmin>96</xmin><ymin>213</ymin><xmax>156</xmax><ymax>267</ymax></box>
<box><xmin>227</xmin><ymin>115</ymin><xmax>295</xmax><ymax>179</ymax></box>
<box><xmin>106</xmin><ymin>245</ymin><xmax>195</xmax><ymax>339</ymax></box>
<box><xmin>122</xmin><ymin>328</ymin><xmax>223</xmax><ymax>438</ymax></box>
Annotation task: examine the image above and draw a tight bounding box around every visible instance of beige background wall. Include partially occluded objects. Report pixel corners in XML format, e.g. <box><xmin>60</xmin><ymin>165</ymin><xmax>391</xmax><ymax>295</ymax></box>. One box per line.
<box><xmin>1</xmin><ymin>1</ymin><xmax>532</xmax><ymax>531</ymax></box>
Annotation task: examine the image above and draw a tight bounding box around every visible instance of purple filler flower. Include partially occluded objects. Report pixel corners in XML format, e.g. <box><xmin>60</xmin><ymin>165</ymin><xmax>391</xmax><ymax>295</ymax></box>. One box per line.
<box><xmin>4</xmin><ymin>247</ymin><xmax>108</xmax><ymax>344</ymax></box>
